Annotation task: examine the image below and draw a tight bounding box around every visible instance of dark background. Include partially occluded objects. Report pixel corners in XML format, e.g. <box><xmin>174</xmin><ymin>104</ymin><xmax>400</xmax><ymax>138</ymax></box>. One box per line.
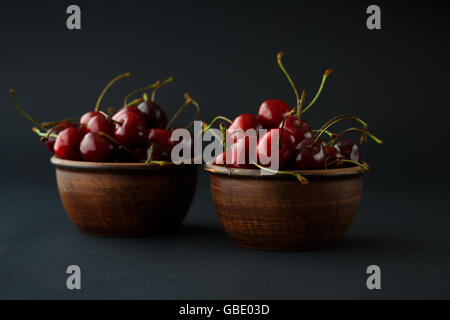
<box><xmin>1</xmin><ymin>0</ymin><xmax>449</xmax><ymax>299</ymax></box>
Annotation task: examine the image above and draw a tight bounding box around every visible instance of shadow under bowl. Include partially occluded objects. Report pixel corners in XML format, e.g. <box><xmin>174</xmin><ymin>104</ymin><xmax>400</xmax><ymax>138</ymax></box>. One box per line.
<box><xmin>51</xmin><ymin>156</ymin><xmax>198</xmax><ymax>237</ymax></box>
<box><xmin>204</xmin><ymin>163</ymin><xmax>367</xmax><ymax>251</ymax></box>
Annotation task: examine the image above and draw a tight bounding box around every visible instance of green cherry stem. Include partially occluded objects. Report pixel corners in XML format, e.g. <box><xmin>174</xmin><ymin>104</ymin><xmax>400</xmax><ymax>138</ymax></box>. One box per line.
<box><xmin>311</xmin><ymin>129</ymin><xmax>335</xmax><ymax>138</ymax></box>
<box><xmin>325</xmin><ymin>158</ymin><xmax>369</xmax><ymax>171</ymax></box>
<box><xmin>253</xmin><ymin>162</ymin><xmax>309</xmax><ymax>185</ymax></box>
<box><xmin>328</xmin><ymin>127</ymin><xmax>383</xmax><ymax>146</ymax></box>
<box><xmin>10</xmin><ymin>89</ymin><xmax>45</xmax><ymax>130</ymax></box>
<box><xmin>309</xmin><ymin>114</ymin><xmax>369</xmax><ymax>148</ymax></box>
<box><xmin>145</xmin><ymin>144</ymin><xmax>154</xmax><ymax>163</ymax></box>
<box><xmin>32</xmin><ymin>127</ymin><xmax>58</xmax><ymax>139</ymax></box>
<box><xmin>202</xmin><ymin>116</ymin><xmax>233</xmax><ymax>133</ymax></box>
<box><xmin>165</xmin><ymin>93</ymin><xmax>200</xmax><ymax>130</ymax></box>
<box><xmin>151</xmin><ymin>77</ymin><xmax>173</xmax><ymax>102</ymax></box>
<box><xmin>277</xmin><ymin>51</ymin><xmax>301</xmax><ymax>112</ymax></box>
<box><xmin>219</xmin><ymin>122</ymin><xmax>228</xmax><ymax>167</ymax></box>
<box><xmin>279</xmin><ymin>108</ymin><xmax>296</xmax><ymax>145</ymax></box>
<box><xmin>301</xmin><ymin>69</ymin><xmax>333</xmax><ymax>114</ymax></box>
<box><xmin>95</xmin><ymin>72</ymin><xmax>131</xmax><ymax>112</ymax></box>
<box><xmin>296</xmin><ymin>90</ymin><xmax>306</xmax><ymax>120</ymax></box>
<box><xmin>123</xmin><ymin>76</ymin><xmax>173</xmax><ymax>108</ymax></box>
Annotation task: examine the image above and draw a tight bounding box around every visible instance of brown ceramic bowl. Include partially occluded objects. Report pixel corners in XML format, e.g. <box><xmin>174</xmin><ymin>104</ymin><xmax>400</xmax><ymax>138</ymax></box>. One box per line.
<box><xmin>204</xmin><ymin>163</ymin><xmax>368</xmax><ymax>251</ymax></box>
<box><xmin>51</xmin><ymin>156</ymin><xmax>197</xmax><ymax>237</ymax></box>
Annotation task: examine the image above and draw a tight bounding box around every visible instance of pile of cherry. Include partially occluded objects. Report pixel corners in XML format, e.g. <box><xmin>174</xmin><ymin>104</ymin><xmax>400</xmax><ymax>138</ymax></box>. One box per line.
<box><xmin>10</xmin><ymin>73</ymin><xmax>198</xmax><ymax>163</ymax></box>
<box><xmin>209</xmin><ymin>52</ymin><xmax>383</xmax><ymax>184</ymax></box>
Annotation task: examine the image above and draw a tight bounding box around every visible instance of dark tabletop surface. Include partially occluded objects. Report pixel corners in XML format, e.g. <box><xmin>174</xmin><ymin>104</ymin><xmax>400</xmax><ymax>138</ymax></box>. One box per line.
<box><xmin>1</xmin><ymin>0</ymin><xmax>450</xmax><ymax>300</ymax></box>
<box><xmin>1</xmin><ymin>172</ymin><xmax>449</xmax><ymax>300</ymax></box>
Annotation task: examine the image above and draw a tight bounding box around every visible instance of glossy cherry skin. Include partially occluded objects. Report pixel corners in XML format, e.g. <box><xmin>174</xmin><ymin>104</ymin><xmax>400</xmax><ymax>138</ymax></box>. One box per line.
<box><xmin>258</xmin><ymin>99</ymin><xmax>291</xmax><ymax>129</ymax></box>
<box><xmin>137</xmin><ymin>100</ymin><xmax>167</xmax><ymax>129</ymax></box>
<box><xmin>292</xmin><ymin>137</ymin><xmax>326</xmax><ymax>169</ymax></box>
<box><xmin>227</xmin><ymin>113</ymin><xmax>263</xmax><ymax>144</ymax></box>
<box><xmin>112</xmin><ymin>109</ymin><xmax>148</xmax><ymax>147</ymax></box>
<box><xmin>86</xmin><ymin>114</ymin><xmax>114</xmax><ymax>135</ymax></box>
<box><xmin>80</xmin><ymin>111</ymin><xmax>101</xmax><ymax>127</ymax></box>
<box><xmin>323</xmin><ymin>145</ymin><xmax>344</xmax><ymax>169</ymax></box>
<box><xmin>214</xmin><ymin>137</ymin><xmax>254</xmax><ymax>169</ymax></box>
<box><xmin>44</xmin><ymin>121</ymin><xmax>75</xmax><ymax>153</ymax></box>
<box><xmin>256</xmin><ymin>128</ymin><xmax>296</xmax><ymax>169</ymax></box>
<box><xmin>148</xmin><ymin>128</ymin><xmax>175</xmax><ymax>151</ymax></box>
<box><xmin>112</xmin><ymin>106</ymin><xmax>142</xmax><ymax>120</ymax></box>
<box><xmin>80</xmin><ymin>132</ymin><xmax>114</xmax><ymax>162</ymax></box>
<box><xmin>279</xmin><ymin>116</ymin><xmax>312</xmax><ymax>143</ymax></box>
<box><xmin>334</xmin><ymin>139</ymin><xmax>361</xmax><ymax>162</ymax></box>
<box><xmin>54</xmin><ymin>127</ymin><xmax>85</xmax><ymax>160</ymax></box>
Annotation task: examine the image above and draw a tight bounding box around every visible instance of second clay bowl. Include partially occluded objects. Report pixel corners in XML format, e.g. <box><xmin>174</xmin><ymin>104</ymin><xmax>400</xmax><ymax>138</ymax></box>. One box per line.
<box><xmin>205</xmin><ymin>163</ymin><xmax>367</xmax><ymax>250</ymax></box>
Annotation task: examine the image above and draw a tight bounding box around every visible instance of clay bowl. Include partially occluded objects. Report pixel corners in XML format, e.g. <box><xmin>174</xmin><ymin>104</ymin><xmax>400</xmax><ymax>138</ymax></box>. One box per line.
<box><xmin>204</xmin><ymin>163</ymin><xmax>368</xmax><ymax>250</ymax></box>
<box><xmin>51</xmin><ymin>156</ymin><xmax>197</xmax><ymax>237</ymax></box>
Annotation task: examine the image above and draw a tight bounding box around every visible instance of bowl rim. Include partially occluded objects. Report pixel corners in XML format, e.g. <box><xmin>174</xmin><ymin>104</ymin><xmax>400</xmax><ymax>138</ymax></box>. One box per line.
<box><xmin>204</xmin><ymin>162</ymin><xmax>368</xmax><ymax>178</ymax></box>
<box><xmin>50</xmin><ymin>156</ymin><xmax>196</xmax><ymax>171</ymax></box>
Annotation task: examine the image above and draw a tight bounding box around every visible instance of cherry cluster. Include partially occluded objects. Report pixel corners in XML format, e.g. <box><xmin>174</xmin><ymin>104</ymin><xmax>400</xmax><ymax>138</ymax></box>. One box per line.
<box><xmin>209</xmin><ymin>52</ymin><xmax>383</xmax><ymax>183</ymax></box>
<box><xmin>10</xmin><ymin>73</ymin><xmax>199</xmax><ymax>163</ymax></box>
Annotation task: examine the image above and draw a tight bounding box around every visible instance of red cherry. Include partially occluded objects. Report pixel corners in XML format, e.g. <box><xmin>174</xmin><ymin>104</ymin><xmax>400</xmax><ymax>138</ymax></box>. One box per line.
<box><xmin>54</xmin><ymin>127</ymin><xmax>85</xmax><ymax>160</ymax></box>
<box><xmin>279</xmin><ymin>116</ymin><xmax>312</xmax><ymax>143</ymax></box>
<box><xmin>86</xmin><ymin>114</ymin><xmax>114</xmax><ymax>135</ymax></box>
<box><xmin>258</xmin><ymin>99</ymin><xmax>291</xmax><ymax>129</ymax></box>
<box><xmin>113</xmin><ymin>106</ymin><xmax>142</xmax><ymax>119</ymax></box>
<box><xmin>292</xmin><ymin>137</ymin><xmax>325</xmax><ymax>169</ymax></box>
<box><xmin>80</xmin><ymin>132</ymin><xmax>114</xmax><ymax>162</ymax></box>
<box><xmin>323</xmin><ymin>145</ymin><xmax>344</xmax><ymax>169</ymax></box>
<box><xmin>148</xmin><ymin>128</ymin><xmax>174</xmax><ymax>151</ymax></box>
<box><xmin>334</xmin><ymin>139</ymin><xmax>361</xmax><ymax>162</ymax></box>
<box><xmin>137</xmin><ymin>100</ymin><xmax>167</xmax><ymax>129</ymax></box>
<box><xmin>256</xmin><ymin>128</ymin><xmax>296</xmax><ymax>169</ymax></box>
<box><xmin>44</xmin><ymin>121</ymin><xmax>75</xmax><ymax>153</ymax></box>
<box><xmin>214</xmin><ymin>138</ymin><xmax>254</xmax><ymax>169</ymax></box>
<box><xmin>112</xmin><ymin>109</ymin><xmax>148</xmax><ymax>147</ymax></box>
<box><xmin>80</xmin><ymin>111</ymin><xmax>101</xmax><ymax>127</ymax></box>
<box><xmin>227</xmin><ymin>113</ymin><xmax>263</xmax><ymax>143</ymax></box>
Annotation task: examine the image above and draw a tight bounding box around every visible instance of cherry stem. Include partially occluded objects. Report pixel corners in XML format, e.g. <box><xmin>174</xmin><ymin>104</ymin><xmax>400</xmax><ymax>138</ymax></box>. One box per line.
<box><xmin>125</xmin><ymin>98</ymin><xmax>143</xmax><ymax>108</ymax></box>
<box><xmin>328</xmin><ymin>127</ymin><xmax>383</xmax><ymax>146</ymax></box>
<box><xmin>98</xmin><ymin>111</ymin><xmax>122</xmax><ymax>126</ymax></box>
<box><xmin>145</xmin><ymin>144</ymin><xmax>154</xmax><ymax>163</ymax></box>
<box><xmin>219</xmin><ymin>123</ymin><xmax>228</xmax><ymax>167</ymax></box>
<box><xmin>98</xmin><ymin>131</ymin><xmax>143</xmax><ymax>161</ymax></box>
<box><xmin>123</xmin><ymin>76</ymin><xmax>173</xmax><ymax>108</ymax></box>
<box><xmin>319</xmin><ymin>114</ymin><xmax>368</xmax><ymax>133</ymax></box>
<box><xmin>95</xmin><ymin>73</ymin><xmax>131</xmax><ymax>112</ymax></box>
<box><xmin>202</xmin><ymin>116</ymin><xmax>232</xmax><ymax>133</ymax></box>
<box><xmin>10</xmin><ymin>89</ymin><xmax>45</xmax><ymax>130</ymax></box>
<box><xmin>302</xmin><ymin>69</ymin><xmax>333</xmax><ymax>114</ymax></box>
<box><xmin>277</xmin><ymin>51</ymin><xmax>300</xmax><ymax>112</ymax></box>
<box><xmin>151</xmin><ymin>77</ymin><xmax>173</xmax><ymax>102</ymax></box>
<box><xmin>41</xmin><ymin>117</ymin><xmax>79</xmax><ymax>129</ymax></box>
<box><xmin>32</xmin><ymin>127</ymin><xmax>58</xmax><ymax>139</ymax></box>
<box><xmin>253</xmin><ymin>162</ymin><xmax>309</xmax><ymax>185</ymax></box>
<box><xmin>309</xmin><ymin>114</ymin><xmax>369</xmax><ymax>148</ymax></box>
<box><xmin>165</xmin><ymin>93</ymin><xmax>200</xmax><ymax>130</ymax></box>
<box><xmin>311</xmin><ymin>129</ymin><xmax>335</xmax><ymax>138</ymax></box>
<box><xmin>296</xmin><ymin>90</ymin><xmax>306</xmax><ymax>120</ymax></box>
<box><xmin>325</xmin><ymin>158</ymin><xmax>369</xmax><ymax>171</ymax></box>
<box><xmin>279</xmin><ymin>108</ymin><xmax>296</xmax><ymax>146</ymax></box>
